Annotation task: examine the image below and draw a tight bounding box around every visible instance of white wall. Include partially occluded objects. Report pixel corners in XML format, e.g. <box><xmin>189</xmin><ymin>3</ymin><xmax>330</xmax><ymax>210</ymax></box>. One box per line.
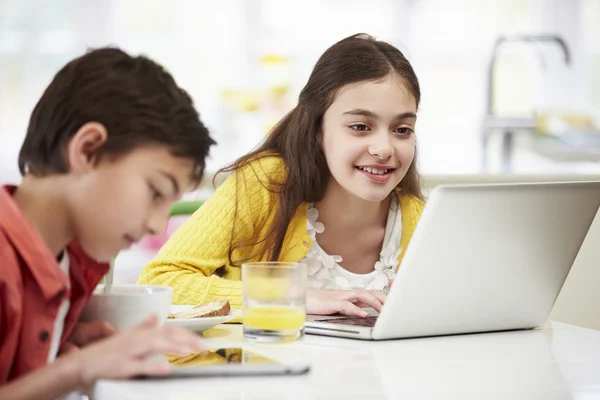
<box><xmin>550</xmin><ymin>207</ymin><xmax>600</xmax><ymax>330</ymax></box>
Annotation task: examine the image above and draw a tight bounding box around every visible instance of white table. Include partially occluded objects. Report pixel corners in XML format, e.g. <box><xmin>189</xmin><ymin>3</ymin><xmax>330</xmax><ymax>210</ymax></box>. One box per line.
<box><xmin>94</xmin><ymin>321</ymin><xmax>600</xmax><ymax>399</ymax></box>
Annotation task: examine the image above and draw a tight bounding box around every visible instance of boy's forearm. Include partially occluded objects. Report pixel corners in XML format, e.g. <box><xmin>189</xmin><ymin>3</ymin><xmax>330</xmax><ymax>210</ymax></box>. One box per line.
<box><xmin>0</xmin><ymin>356</ymin><xmax>82</xmax><ymax>400</ymax></box>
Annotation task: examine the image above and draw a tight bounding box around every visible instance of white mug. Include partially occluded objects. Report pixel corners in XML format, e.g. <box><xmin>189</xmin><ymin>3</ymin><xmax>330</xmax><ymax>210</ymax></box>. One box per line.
<box><xmin>80</xmin><ymin>284</ymin><xmax>172</xmax><ymax>331</ymax></box>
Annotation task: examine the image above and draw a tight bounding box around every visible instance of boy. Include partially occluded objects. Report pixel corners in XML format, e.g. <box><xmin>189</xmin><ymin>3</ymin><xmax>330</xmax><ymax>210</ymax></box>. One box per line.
<box><xmin>0</xmin><ymin>47</ymin><xmax>214</xmax><ymax>399</ymax></box>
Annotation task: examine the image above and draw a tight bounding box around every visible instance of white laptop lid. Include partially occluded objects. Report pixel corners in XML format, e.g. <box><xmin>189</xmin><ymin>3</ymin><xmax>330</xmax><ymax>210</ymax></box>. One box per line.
<box><xmin>371</xmin><ymin>181</ymin><xmax>600</xmax><ymax>340</ymax></box>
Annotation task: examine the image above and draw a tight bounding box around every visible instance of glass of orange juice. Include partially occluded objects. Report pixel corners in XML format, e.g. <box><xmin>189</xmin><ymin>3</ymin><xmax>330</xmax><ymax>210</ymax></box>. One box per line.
<box><xmin>242</xmin><ymin>262</ymin><xmax>306</xmax><ymax>343</ymax></box>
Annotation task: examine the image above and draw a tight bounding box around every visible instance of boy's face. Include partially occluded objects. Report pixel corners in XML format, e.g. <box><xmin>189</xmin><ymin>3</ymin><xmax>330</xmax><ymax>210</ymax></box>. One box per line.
<box><xmin>67</xmin><ymin>143</ymin><xmax>195</xmax><ymax>262</ymax></box>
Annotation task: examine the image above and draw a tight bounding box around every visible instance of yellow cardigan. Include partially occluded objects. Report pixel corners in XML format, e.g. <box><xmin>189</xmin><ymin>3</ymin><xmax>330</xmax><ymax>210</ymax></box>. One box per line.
<box><xmin>138</xmin><ymin>156</ymin><xmax>425</xmax><ymax>310</ymax></box>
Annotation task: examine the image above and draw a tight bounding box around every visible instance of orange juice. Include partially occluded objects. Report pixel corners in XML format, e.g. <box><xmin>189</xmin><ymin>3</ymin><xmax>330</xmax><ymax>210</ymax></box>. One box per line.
<box><xmin>243</xmin><ymin>306</ymin><xmax>305</xmax><ymax>331</ymax></box>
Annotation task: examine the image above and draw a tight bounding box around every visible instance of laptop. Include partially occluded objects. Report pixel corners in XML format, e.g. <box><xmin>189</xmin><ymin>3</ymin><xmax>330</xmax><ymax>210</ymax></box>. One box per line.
<box><xmin>305</xmin><ymin>181</ymin><xmax>600</xmax><ymax>340</ymax></box>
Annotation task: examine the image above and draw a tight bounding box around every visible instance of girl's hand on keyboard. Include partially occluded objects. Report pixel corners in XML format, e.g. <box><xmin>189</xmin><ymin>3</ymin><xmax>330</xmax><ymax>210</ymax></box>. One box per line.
<box><xmin>306</xmin><ymin>289</ymin><xmax>386</xmax><ymax>317</ymax></box>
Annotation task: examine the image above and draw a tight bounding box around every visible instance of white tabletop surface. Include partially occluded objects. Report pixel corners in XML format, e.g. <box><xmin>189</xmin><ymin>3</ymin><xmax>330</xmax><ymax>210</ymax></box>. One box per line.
<box><xmin>93</xmin><ymin>321</ymin><xmax>600</xmax><ymax>400</ymax></box>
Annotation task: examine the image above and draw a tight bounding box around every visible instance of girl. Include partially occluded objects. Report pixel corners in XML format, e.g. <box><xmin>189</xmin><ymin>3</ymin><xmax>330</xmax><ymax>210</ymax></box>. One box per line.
<box><xmin>138</xmin><ymin>33</ymin><xmax>425</xmax><ymax>317</ymax></box>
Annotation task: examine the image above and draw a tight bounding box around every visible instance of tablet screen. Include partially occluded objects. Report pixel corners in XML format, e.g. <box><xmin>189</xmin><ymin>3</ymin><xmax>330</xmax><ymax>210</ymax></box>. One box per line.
<box><xmin>149</xmin><ymin>347</ymin><xmax>311</xmax><ymax>378</ymax></box>
<box><xmin>168</xmin><ymin>347</ymin><xmax>280</xmax><ymax>367</ymax></box>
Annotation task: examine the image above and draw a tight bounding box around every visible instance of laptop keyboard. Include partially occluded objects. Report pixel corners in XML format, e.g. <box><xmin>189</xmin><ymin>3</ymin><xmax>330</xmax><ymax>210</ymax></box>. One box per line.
<box><xmin>315</xmin><ymin>316</ymin><xmax>378</xmax><ymax>327</ymax></box>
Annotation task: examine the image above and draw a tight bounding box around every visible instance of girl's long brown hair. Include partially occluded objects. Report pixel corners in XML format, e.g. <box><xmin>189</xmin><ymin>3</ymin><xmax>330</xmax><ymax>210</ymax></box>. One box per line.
<box><xmin>217</xmin><ymin>33</ymin><xmax>423</xmax><ymax>266</ymax></box>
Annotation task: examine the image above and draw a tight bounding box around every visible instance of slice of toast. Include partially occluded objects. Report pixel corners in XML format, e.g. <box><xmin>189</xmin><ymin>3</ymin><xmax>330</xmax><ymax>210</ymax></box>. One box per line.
<box><xmin>168</xmin><ymin>300</ymin><xmax>231</xmax><ymax>319</ymax></box>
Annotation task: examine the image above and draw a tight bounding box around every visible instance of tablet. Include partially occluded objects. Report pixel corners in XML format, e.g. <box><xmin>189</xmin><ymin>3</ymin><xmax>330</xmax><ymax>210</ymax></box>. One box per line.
<box><xmin>144</xmin><ymin>347</ymin><xmax>310</xmax><ymax>378</ymax></box>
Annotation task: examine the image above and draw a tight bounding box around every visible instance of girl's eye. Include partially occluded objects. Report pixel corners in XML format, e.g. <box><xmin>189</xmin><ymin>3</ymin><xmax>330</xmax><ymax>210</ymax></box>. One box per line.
<box><xmin>349</xmin><ymin>124</ymin><xmax>370</xmax><ymax>132</ymax></box>
<box><xmin>394</xmin><ymin>127</ymin><xmax>414</xmax><ymax>136</ymax></box>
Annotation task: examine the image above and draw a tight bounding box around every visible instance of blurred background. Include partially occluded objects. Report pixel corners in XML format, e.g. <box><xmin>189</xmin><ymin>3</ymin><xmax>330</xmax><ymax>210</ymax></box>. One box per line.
<box><xmin>2</xmin><ymin>0</ymin><xmax>600</xmax><ymax>184</ymax></box>
<box><xmin>1</xmin><ymin>0</ymin><xmax>599</xmax><ymax>329</ymax></box>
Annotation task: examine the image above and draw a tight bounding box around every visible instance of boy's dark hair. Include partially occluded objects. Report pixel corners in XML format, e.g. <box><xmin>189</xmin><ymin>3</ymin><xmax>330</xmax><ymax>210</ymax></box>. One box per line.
<box><xmin>18</xmin><ymin>47</ymin><xmax>215</xmax><ymax>185</ymax></box>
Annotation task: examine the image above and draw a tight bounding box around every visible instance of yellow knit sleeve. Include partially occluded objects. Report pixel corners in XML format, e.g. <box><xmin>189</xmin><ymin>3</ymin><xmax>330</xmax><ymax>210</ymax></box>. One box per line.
<box><xmin>397</xmin><ymin>195</ymin><xmax>425</xmax><ymax>266</ymax></box>
<box><xmin>137</xmin><ymin>156</ymin><xmax>284</xmax><ymax>309</ymax></box>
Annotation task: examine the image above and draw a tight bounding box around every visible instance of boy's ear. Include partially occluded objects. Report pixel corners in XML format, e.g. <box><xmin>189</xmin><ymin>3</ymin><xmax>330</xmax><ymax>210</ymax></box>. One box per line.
<box><xmin>67</xmin><ymin>122</ymin><xmax>108</xmax><ymax>172</ymax></box>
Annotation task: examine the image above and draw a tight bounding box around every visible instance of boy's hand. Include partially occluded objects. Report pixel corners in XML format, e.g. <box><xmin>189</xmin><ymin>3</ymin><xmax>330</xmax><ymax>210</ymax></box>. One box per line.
<box><xmin>66</xmin><ymin>314</ymin><xmax>206</xmax><ymax>389</ymax></box>
<box><xmin>60</xmin><ymin>321</ymin><xmax>117</xmax><ymax>355</ymax></box>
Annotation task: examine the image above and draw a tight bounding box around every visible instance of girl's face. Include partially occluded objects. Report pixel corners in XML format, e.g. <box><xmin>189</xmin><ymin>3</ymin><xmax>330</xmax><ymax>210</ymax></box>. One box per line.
<box><xmin>321</xmin><ymin>73</ymin><xmax>417</xmax><ymax>203</ymax></box>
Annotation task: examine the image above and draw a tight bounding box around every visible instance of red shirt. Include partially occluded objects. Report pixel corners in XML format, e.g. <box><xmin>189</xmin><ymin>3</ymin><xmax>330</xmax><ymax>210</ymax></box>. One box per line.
<box><xmin>0</xmin><ymin>185</ymin><xmax>109</xmax><ymax>383</ymax></box>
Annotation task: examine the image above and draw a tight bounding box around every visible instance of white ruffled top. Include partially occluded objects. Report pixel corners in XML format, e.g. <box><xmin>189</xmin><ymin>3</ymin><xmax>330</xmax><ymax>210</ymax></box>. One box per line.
<box><xmin>300</xmin><ymin>195</ymin><xmax>402</xmax><ymax>291</ymax></box>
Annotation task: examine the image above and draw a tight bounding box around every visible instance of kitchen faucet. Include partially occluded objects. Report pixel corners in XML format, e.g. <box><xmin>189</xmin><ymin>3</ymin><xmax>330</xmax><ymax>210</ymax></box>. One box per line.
<box><xmin>481</xmin><ymin>35</ymin><xmax>571</xmax><ymax>172</ymax></box>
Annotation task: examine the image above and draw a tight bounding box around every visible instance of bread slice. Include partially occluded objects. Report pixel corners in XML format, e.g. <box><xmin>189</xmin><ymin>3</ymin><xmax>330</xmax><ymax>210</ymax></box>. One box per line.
<box><xmin>168</xmin><ymin>300</ymin><xmax>231</xmax><ymax>319</ymax></box>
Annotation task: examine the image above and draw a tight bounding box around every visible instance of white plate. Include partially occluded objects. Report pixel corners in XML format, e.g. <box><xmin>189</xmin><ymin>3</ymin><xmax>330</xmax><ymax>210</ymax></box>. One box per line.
<box><xmin>164</xmin><ymin>305</ymin><xmax>242</xmax><ymax>333</ymax></box>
